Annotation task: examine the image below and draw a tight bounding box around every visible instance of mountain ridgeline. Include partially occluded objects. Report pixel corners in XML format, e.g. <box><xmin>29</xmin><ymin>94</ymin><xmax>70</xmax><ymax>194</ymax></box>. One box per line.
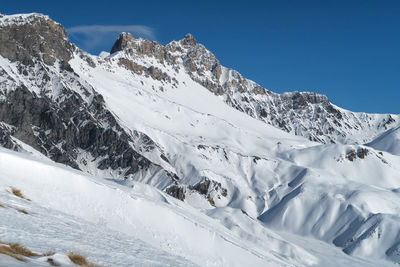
<box><xmin>0</xmin><ymin>14</ymin><xmax>396</xmax><ymax>175</ymax></box>
<box><xmin>1</xmin><ymin>13</ymin><xmax>400</xmax><ymax>266</ymax></box>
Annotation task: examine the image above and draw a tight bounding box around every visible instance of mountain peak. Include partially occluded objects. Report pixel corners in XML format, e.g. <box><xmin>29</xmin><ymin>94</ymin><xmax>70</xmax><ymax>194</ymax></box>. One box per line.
<box><xmin>0</xmin><ymin>13</ymin><xmax>53</xmax><ymax>27</ymax></box>
<box><xmin>0</xmin><ymin>13</ymin><xmax>72</xmax><ymax>66</ymax></box>
<box><xmin>180</xmin><ymin>33</ymin><xmax>197</xmax><ymax>47</ymax></box>
<box><xmin>110</xmin><ymin>32</ymin><xmax>135</xmax><ymax>54</ymax></box>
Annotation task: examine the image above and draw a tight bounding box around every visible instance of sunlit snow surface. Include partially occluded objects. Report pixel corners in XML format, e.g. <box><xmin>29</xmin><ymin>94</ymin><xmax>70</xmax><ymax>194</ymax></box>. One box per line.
<box><xmin>0</xmin><ymin>148</ymin><xmax>396</xmax><ymax>266</ymax></box>
<box><xmin>0</xmin><ymin>148</ymin><xmax>307</xmax><ymax>266</ymax></box>
<box><xmin>368</xmin><ymin>126</ymin><xmax>400</xmax><ymax>156</ymax></box>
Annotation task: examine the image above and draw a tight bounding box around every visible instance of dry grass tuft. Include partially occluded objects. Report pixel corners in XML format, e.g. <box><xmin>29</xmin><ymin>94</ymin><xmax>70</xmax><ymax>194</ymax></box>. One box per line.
<box><xmin>10</xmin><ymin>187</ymin><xmax>30</xmax><ymax>201</ymax></box>
<box><xmin>68</xmin><ymin>252</ymin><xmax>100</xmax><ymax>267</ymax></box>
<box><xmin>7</xmin><ymin>243</ymin><xmax>40</xmax><ymax>257</ymax></box>
<box><xmin>0</xmin><ymin>203</ymin><xmax>5</xmax><ymax>208</ymax></box>
<box><xmin>0</xmin><ymin>242</ymin><xmax>57</xmax><ymax>263</ymax></box>
<box><xmin>68</xmin><ymin>252</ymin><xmax>90</xmax><ymax>266</ymax></box>
<box><xmin>0</xmin><ymin>245</ymin><xmax>27</xmax><ymax>262</ymax></box>
<box><xmin>0</xmin><ymin>242</ymin><xmax>100</xmax><ymax>266</ymax></box>
<box><xmin>16</xmin><ymin>208</ymin><xmax>29</xmax><ymax>215</ymax></box>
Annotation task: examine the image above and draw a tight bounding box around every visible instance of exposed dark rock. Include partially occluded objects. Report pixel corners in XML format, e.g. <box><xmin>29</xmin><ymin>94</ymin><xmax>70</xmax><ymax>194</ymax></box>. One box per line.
<box><xmin>165</xmin><ymin>184</ymin><xmax>185</xmax><ymax>201</ymax></box>
<box><xmin>253</xmin><ymin>156</ymin><xmax>261</xmax><ymax>164</ymax></box>
<box><xmin>357</xmin><ymin>148</ymin><xmax>369</xmax><ymax>159</ymax></box>
<box><xmin>0</xmin><ymin>123</ymin><xmax>21</xmax><ymax>151</ymax></box>
<box><xmin>0</xmin><ymin>83</ymin><xmax>157</xmax><ymax>176</ymax></box>
<box><xmin>0</xmin><ymin>14</ymin><xmax>72</xmax><ymax>66</ymax></box>
<box><xmin>166</xmin><ymin>172</ymin><xmax>180</xmax><ymax>181</ymax></box>
<box><xmin>207</xmin><ymin>196</ymin><xmax>216</xmax><ymax>207</ymax></box>
<box><xmin>212</xmin><ymin>62</ymin><xmax>222</xmax><ymax>81</ymax></box>
<box><xmin>118</xmin><ymin>58</ymin><xmax>171</xmax><ymax>82</ymax></box>
<box><xmin>181</xmin><ymin>33</ymin><xmax>197</xmax><ymax>47</ymax></box>
<box><xmin>79</xmin><ymin>52</ymin><xmax>96</xmax><ymax>68</ymax></box>
<box><xmin>346</xmin><ymin>150</ymin><xmax>357</xmax><ymax>162</ymax></box>
<box><xmin>59</xmin><ymin>60</ymin><xmax>74</xmax><ymax>72</ymax></box>
<box><xmin>346</xmin><ymin>148</ymin><xmax>369</xmax><ymax>161</ymax></box>
<box><xmin>241</xmin><ymin>209</ymin><xmax>249</xmax><ymax>217</ymax></box>
<box><xmin>253</xmin><ymin>85</ymin><xmax>265</xmax><ymax>95</ymax></box>
<box><xmin>259</xmin><ymin>108</ymin><xmax>268</xmax><ymax>118</ymax></box>
<box><xmin>379</xmin><ymin>115</ymin><xmax>396</xmax><ymax>129</ymax></box>
<box><xmin>110</xmin><ymin>32</ymin><xmax>134</xmax><ymax>54</ymax></box>
<box><xmin>197</xmin><ymin>144</ymin><xmax>206</xmax><ymax>150</ymax></box>
<box><xmin>190</xmin><ymin>177</ymin><xmax>228</xmax><ymax>205</ymax></box>
<box><xmin>193</xmin><ymin>178</ymin><xmax>211</xmax><ymax>195</ymax></box>
<box><xmin>111</xmin><ymin>33</ymin><xmax>167</xmax><ymax>62</ymax></box>
<box><xmin>160</xmin><ymin>154</ymin><xmax>169</xmax><ymax>163</ymax></box>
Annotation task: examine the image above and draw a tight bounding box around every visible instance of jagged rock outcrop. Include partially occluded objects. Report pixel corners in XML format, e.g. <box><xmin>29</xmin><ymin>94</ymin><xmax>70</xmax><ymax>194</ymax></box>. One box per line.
<box><xmin>0</xmin><ymin>13</ymin><xmax>72</xmax><ymax>66</ymax></box>
<box><xmin>0</xmin><ymin>122</ymin><xmax>21</xmax><ymax>151</ymax></box>
<box><xmin>0</xmin><ymin>84</ymin><xmax>156</xmax><ymax>173</ymax></box>
<box><xmin>191</xmin><ymin>177</ymin><xmax>228</xmax><ymax>206</ymax></box>
<box><xmin>0</xmin><ymin>13</ymin><xmax>175</xmax><ymax>182</ymax></box>
<box><xmin>110</xmin><ymin>32</ymin><xmax>135</xmax><ymax>54</ymax></box>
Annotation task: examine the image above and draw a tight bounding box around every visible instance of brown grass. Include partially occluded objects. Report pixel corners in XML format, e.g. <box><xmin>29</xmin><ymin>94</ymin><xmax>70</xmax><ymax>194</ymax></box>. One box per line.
<box><xmin>7</xmin><ymin>243</ymin><xmax>40</xmax><ymax>257</ymax></box>
<box><xmin>0</xmin><ymin>203</ymin><xmax>4</xmax><ymax>208</ymax></box>
<box><xmin>68</xmin><ymin>252</ymin><xmax>100</xmax><ymax>267</ymax></box>
<box><xmin>0</xmin><ymin>245</ymin><xmax>27</xmax><ymax>262</ymax></box>
<box><xmin>0</xmin><ymin>242</ymin><xmax>59</xmax><ymax>264</ymax></box>
<box><xmin>0</xmin><ymin>242</ymin><xmax>100</xmax><ymax>266</ymax></box>
<box><xmin>10</xmin><ymin>187</ymin><xmax>30</xmax><ymax>201</ymax></box>
<box><xmin>16</xmin><ymin>208</ymin><xmax>29</xmax><ymax>215</ymax></box>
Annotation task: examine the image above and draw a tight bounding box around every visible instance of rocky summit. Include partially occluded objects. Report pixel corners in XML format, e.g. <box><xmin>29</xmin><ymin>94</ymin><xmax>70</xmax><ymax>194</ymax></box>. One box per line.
<box><xmin>0</xmin><ymin>13</ymin><xmax>399</xmax><ymax>267</ymax></box>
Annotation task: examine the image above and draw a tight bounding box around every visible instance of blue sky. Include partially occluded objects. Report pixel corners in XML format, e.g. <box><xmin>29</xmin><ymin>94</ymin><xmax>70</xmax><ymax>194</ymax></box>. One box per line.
<box><xmin>2</xmin><ymin>0</ymin><xmax>399</xmax><ymax>114</ymax></box>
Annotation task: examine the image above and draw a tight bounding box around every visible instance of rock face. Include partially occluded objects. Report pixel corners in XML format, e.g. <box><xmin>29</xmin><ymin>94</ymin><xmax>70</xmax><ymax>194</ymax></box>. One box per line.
<box><xmin>0</xmin><ymin>85</ymin><xmax>155</xmax><ymax>174</ymax></box>
<box><xmin>0</xmin><ymin>13</ymin><xmax>174</xmax><ymax>184</ymax></box>
<box><xmin>0</xmin><ymin>122</ymin><xmax>21</xmax><ymax>151</ymax></box>
<box><xmin>0</xmin><ymin>14</ymin><xmax>72</xmax><ymax>66</ymax></box>
<box><xmin>191</xmin><ymin>178</ymin><xmax>228</xmax><ymax>206</ymax></box>
<box><xmin>110</xmin><ymin>32</ymin><xmax>135</xmax><ymax>54</ymax></box>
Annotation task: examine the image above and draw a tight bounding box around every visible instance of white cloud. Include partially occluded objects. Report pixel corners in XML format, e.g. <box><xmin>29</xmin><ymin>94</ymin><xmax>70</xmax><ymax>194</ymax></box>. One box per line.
<box><xmin>67</xmin><ymin>25</ymin><xmax>155</xmax><ymax>52</ymax></box>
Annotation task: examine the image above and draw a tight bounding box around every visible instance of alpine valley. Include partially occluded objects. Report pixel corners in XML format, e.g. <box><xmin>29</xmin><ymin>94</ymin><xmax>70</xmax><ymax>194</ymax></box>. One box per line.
<box><xmin>0</xmin><ymin>13</ymin><xmax>399</xmax><ymax>267</ymax></box>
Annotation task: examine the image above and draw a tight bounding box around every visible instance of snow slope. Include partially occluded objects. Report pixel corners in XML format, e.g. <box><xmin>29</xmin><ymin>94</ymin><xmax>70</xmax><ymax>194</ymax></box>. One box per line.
<box><xmin>0</xmin><ymin>147</ymin><xmax>321</xmax><ymax>267</ymax></box>
<box><xmin>260</xmin><ymin>144</ymin><xmax>400</xmax><ymax>262</ymax></box>
<box><xmin>0</xmin><ymin>186</ymin><xmax>193</xmax><ymax>267</ymax></box>
<box><xmin>69</xmin><ymin>50</ymin><xmax>400</xmax><ymax>265</ymax></box>
<box><xmin>1</xmin><ymin>147</ymin><xmax>396</xmax><ymax>266</ymax></box>
<box><xmin>367</xmin><ymin>126</ymin><xmax>400</xmax><ymax>156</ymax></box>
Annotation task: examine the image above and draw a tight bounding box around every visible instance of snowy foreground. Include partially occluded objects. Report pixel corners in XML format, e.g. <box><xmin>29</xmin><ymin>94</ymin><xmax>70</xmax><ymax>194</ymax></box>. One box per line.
<box><xmin>0</xmin><ymin>147</ymin><xmax>396</xmax><ymax>266</ymax></box>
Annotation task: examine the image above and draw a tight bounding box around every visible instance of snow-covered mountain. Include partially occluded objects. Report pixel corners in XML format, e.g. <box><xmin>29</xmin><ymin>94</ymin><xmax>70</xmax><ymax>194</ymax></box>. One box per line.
<box><xmin>107</xmin><ymin>31</ymin><xmax>399</xmax><ymax>145</ymax></box>
<box><xmin>0</xmin><ymin>13</ymin><xmax>399</xmax><ymax>266</ymax></box>
<box><xmin>367</xmin><ymin>126</ymin><xmax>400</xmax><ymax>156</ymax></box>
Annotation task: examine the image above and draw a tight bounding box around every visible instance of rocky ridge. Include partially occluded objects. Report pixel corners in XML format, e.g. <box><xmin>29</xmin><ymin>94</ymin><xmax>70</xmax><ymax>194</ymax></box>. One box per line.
<box><xmin>110</xmin><ymin>32</ymin><xmax>399</xmax><ymax>144</ymax></box>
